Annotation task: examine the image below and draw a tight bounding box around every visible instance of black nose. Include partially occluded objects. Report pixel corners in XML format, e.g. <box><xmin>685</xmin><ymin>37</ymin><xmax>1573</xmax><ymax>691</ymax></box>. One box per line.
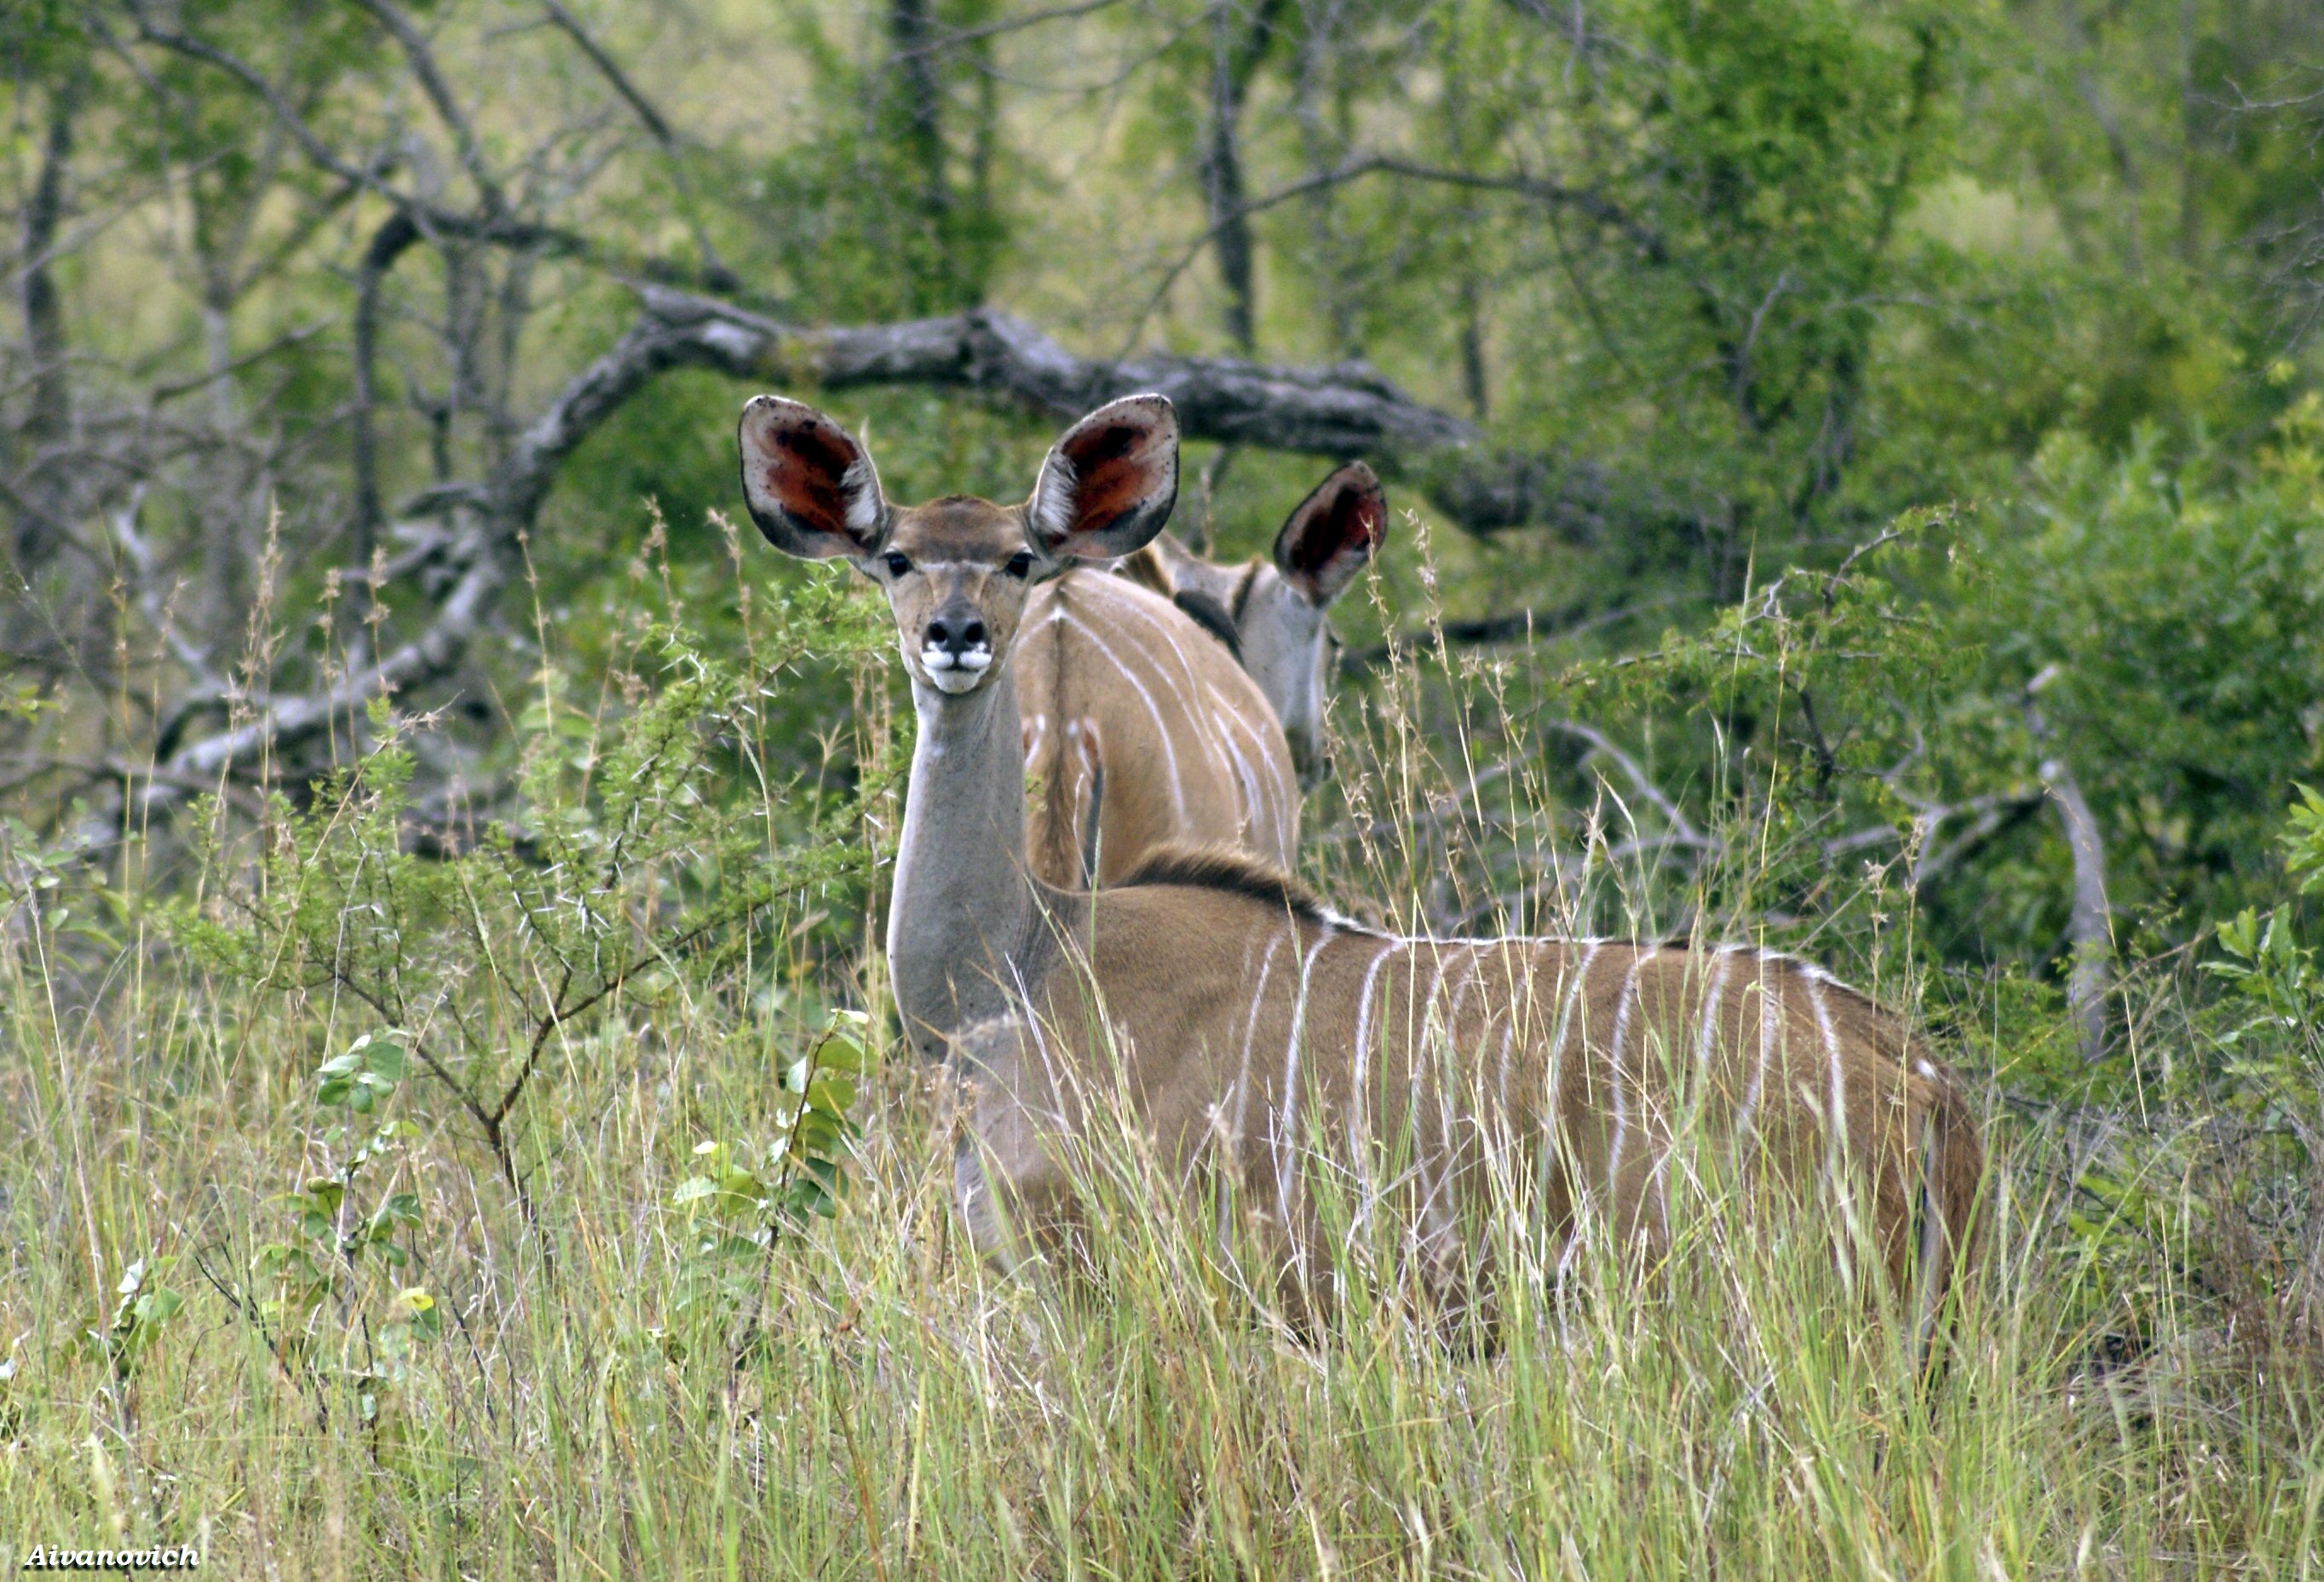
<box><xmin>925</xmin><ymin>613</ymin><xmax>987</xmax><ymax>657</ymax></box>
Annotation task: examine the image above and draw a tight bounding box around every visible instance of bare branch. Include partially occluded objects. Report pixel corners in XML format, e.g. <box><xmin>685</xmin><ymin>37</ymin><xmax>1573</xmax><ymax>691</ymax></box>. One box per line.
<box><xmin>1122</xmin><ymin>152</ymin><xmax>1671</xmax><ymax>359</ymax></box>
<box><xmin>537</xmin><ymin>0</ymin><xmax>738</xmax><ymax>290</ymax></box>
<box><xmin>350</xmin><ymin>0</ymin><xmax>509</xmax><ymax>216</ymax></box>
<box><xmin>885</xmin><ymin>0</ymin><xmax>1130</xmax><ymax>60</ymax></box>
<box><xmin>124</xmin><ymin>10</ymin><xmax>737</xmax><ymax>294</ymax></box>
<box><xmin>538</xmin><ymin>0</ymin><xmax>672</xmax><ymax>142</ymax></box>
<box><xmin>1543</xmin><ymin>717</ymin><xmax>1705</xmax><ymax>849</ymax></box>
<box><xmin>2025</xmin><ymin>665</ymin><xmax>2114</xmax><ymax>1062</ymax></box>
<box><xmin>131</xmin><ymin>289</ymin><xmax>1482</xmax><ymax>814</ymax></box>
<box><xmin>626</xmin><ymin>289</ymin><xmax>1478</xmax><ymax>453</ymax></box>
<box><xmin>352</xmin><ymin>213</ymin><xmax>426</xmax><ymax>619</ymax></box>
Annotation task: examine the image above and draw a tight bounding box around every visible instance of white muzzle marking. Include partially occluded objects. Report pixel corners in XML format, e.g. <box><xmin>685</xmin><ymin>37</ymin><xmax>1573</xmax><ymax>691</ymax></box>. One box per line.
<box><xmin>921</xmin><ymin>645</ymin><xmax>992</xmax><ymax>693</ymax></box>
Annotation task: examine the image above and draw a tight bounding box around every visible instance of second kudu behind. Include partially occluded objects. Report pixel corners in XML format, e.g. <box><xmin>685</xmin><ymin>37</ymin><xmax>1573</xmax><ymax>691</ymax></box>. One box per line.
<box><xmin>736</xmin><ymin>391</ymin><xmax>1982</xmax><ymax>1342</ymax></box>
<box><xmin>1012</xmin><ymin>462</ymin><xmax>1386</xmax><ymax>888</ymax></box>
<box><xmin>1119</xmin><ymin>461</ymin><xmax>1387</xmax><ymax>791</ymax></box>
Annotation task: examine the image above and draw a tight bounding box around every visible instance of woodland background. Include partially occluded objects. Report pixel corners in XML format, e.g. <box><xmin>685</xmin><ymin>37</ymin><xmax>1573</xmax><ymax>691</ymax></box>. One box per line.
<box><xmin>5</xmin><ymin>0</ymin><xmax>2324</xmax><ymax>1573</ymax></box>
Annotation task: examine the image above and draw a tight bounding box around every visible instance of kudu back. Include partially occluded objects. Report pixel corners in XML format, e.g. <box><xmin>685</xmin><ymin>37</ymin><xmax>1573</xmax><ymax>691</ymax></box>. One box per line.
<box><xmin>733</xmin><ymin>392</ymin><xmax>1982</xmax><ymax>1347</ymax></box>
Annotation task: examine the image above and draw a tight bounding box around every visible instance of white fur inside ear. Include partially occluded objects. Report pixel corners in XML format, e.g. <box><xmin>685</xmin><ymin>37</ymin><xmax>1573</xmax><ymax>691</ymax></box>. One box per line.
<box><xmin>1030</xmin><ymin>452</ymin><xmax>1078</xmax><ymax>544</ymax></box>
<box><xmin>843</xmin><ymin>454</ymin><xmax>883</xmax><ymax>536</ymax></box>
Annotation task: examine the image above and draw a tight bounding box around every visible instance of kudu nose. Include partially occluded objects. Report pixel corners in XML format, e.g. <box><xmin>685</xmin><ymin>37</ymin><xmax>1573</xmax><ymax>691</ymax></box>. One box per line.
<box><xmin>925</xmin><ymin>612</ymin><xmax>987</xmax><ymax>657</ymax></box>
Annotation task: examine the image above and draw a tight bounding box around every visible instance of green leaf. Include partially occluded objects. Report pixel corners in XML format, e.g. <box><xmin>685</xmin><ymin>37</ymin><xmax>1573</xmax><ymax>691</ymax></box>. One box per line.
<box><xmin>818</xmin><ymin>1033</ymin><xmax>866</xmax><ymax>1074</ymax></box>
<box><xmin>807</xmin><ymin>1072</ymin><xmax>857</xmax><ymax>1115</ymax></box>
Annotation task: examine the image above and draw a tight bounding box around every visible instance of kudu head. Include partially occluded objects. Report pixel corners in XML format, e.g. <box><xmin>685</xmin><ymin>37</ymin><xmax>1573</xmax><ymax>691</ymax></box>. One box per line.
<box><xmin>1145</xmin><ymin>462</ymin><xmax>1387</xmax><ymax>787</ymax></box>
<box><xmin>737</xmin><ymin>394</ymin><xmax>1182</xmax><ymax>699</ymax></box>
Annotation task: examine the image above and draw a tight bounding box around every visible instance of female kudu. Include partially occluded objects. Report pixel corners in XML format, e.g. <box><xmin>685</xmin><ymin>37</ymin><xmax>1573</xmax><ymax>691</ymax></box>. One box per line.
<box><xmin>734</xmin><ymin>391</ymin><xmax>1981</xmax><ymax>1339</ymax></box>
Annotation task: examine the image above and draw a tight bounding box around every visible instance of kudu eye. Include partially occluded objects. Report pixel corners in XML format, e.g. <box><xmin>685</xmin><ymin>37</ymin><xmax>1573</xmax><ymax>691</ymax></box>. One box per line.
<box><xmin>883</xmin><ymin>550</ymin><xmax>912</xmax><ymax>578</ymax></box>
<box><xmin>1004</xmin><ymin>549</ymin><xmax>1035</xmax><ymax>580</ymax></box>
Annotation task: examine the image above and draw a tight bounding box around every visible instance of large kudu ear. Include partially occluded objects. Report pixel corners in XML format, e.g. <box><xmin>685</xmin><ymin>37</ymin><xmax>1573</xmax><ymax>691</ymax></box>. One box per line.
<box><xmin>736</xmin><ymin>395</ymin><xmax>888</xmax><ymax>561</ymax></box>
<box><xmin>1027</xmin><ymin>394</ymin><xmax>1179</xmax><ymax>561</ymax></box>
<box><xmin>1273</xmin><ymin>461</ymin><xmax>1386</xmax><ymax>606</ymax></box>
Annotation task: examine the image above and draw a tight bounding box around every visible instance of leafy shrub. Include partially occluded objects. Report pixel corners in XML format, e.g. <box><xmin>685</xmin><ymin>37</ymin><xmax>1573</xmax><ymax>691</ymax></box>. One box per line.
<box><xmin>171</xmin><ymin>575</ymin><xmax>895</xmax><ymax>1238</ymax></box>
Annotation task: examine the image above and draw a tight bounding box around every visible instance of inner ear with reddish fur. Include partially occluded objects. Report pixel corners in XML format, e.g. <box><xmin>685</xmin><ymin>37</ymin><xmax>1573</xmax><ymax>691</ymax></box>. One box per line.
<box><xmin>737</xmin><ymin>395</ymin><xmax>886</xmax><ymax>561</ymax></box>
<box><xmin>1274</xmin><ymin>461</ymin><xmax>1386</xmax><ymax>605</ymax></box>
<box><xmin>1030</xmin><ymin>394</ymin><xmax>1179</xmax><ymax>560</ymax></box>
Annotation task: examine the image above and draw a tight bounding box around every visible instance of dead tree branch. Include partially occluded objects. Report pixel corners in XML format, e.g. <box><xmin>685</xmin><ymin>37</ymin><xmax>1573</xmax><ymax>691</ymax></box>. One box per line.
<box><xmin>132</xmin><ymin>288</ymin><xmax>1481</xmax><ymax>816</ymax></box>
<box><xmin>2025</xmin><ymin>664</ymin><xmax>2114</xmax><ymax>1062</ymax></box>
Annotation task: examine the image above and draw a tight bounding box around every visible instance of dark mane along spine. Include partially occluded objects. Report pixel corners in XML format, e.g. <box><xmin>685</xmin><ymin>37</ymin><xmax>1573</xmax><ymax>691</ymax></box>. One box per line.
<box><xmin>1114</xmin><ymin>543</ymin><xmax>1174</xmax><ymax>597</ymax></box>
<box><xmin>1119</xmin><ymin>843</ymin><xmax>1332</xmax><ymax>924</ymax></box>
<box><xmin>1113</xmin><ymin>544</ymin><xmax>1244</xmax><ymax>660</ymax></box>
<box><xmin>1171</xmin><ymin>590</ymin><xmax>1244</xmax><ymax>662</ymax></box>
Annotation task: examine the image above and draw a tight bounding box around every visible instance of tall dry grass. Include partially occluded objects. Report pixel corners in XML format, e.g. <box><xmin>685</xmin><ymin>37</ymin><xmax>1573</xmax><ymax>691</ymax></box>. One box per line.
<box><xmin>2</xmin><ymin>523</ymin><xmax>2319</xmax><ymax>1578</ymax></box>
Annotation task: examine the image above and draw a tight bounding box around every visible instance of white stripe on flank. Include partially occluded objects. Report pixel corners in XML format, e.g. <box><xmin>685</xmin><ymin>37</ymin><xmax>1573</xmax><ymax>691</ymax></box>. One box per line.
<box><xmin>1349</xmin><ymin>939</ymin><xmax>1406</xmax><ymax>1224</ymax></box>
<box><xmin>1100</xmin><ymin>580</ymin><xmax>1254</xmax><ymax>808</ymax></box>
<box><xmin>1274</xmin><ymin>929</ymin><xmax>1337</xmax><ymax>1276</ymax></box>
<box><xmin>1217</xmin><ymin>699</ymin><xmax>1297</xmax><ymax>837</ymax></box>
<box><xmin>1694</xmin><ymin>946</ymin><xmax>1740</xmax><ymax>1075</ymax></box>
<box><xmin>1654</xmin><ymin>944</ymin><xmax>1744</xmax><ymax>1238</ymax></box>
<box><xmin>1492</xmin><ymin>1021</ymin><xmax>1516</xmax><ymax>1126</ymax></box>
<box><xmin>1038</xmin><ymin>609</ymin><xmax>1188</xmax><ymax>823</ymax></box>
<box><xmin>1221</xmin><ymin>923</ymin><xmax>1290</xmax><ymax>1246</ymax></box>
<box><xmin>1113</xmin><ymin>568</ymin><xmax>1294</xmax><ymax>832</ymax></box>
<box><xmin>1350</xmin><ymin>941</ymin><xmax>1403</xmax><ymax>1114</ymax></box>
<box><xmin>1406</xmin><ymin>945</ymin><xmax>1458</xmax><ymax>1240</ymax></box>
<box><xmin>1606</xmin><ymin>948</ymin><xmax>1660</xmax><ymax>1206</ymax></box>
<box><xmin>1231</xmin><ymin>925</ymin><xmax>1291</xmax><ymax>1153</ymax></box>
<box><xmin>1113</xmin><ymin>595</ymin><xmax>1236</xmax><ymax>789</ymax></box>
<box><xmin>1220</xmin><ymin>730</ymin><xmax>1266</xmax><ymax>848</ymax></box>
<box><xmin>1048</xmin><ymin>587</ymin><xmax>1296</xmax><ymax>853</ymax></box>
<box><xmin>1545</xmin><ymin>941</ymin><xmax>1606</xmax><ymax>1125</ymax></box>
<box><xmin>1444</xmin><ymin>947</ymin><xmax>1485</xmax><ymax>1037</ymax></box>
<box><xmin>1804</xmin><ymin>969</ymin><xmax>1845</xmax><ymax>1129</ymax></box>
<box><xmin>1736</xmin><ymin>962</ymin><xmax>1778</xmax><ymax>1149</ymax></box>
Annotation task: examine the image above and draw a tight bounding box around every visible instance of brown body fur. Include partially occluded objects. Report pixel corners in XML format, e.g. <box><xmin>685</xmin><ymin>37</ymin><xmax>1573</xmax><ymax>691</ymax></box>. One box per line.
<box><xmin>957</xmin><ymin>854</ymin><xmax>1982</xmax><ymax>1332</ymax></box>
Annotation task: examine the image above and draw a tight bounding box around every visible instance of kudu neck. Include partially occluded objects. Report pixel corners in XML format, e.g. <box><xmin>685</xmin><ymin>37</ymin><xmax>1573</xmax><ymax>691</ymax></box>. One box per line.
<box><xmin>887</xmin><ymin>661</ymin><xmax>1046</xmax><ymax>1061</ymax></box>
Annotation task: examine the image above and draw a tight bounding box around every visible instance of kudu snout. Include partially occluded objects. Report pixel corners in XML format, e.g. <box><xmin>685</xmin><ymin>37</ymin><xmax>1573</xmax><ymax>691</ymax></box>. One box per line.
<box><xmin>920</xmin><ymin>597</ymin><xmax>994</xmax><ymax>693</ymax></box>
<box><xmin>925</xmin><ymin>605</ymin><xmax>987</xmax><ymax>658</ymax></box>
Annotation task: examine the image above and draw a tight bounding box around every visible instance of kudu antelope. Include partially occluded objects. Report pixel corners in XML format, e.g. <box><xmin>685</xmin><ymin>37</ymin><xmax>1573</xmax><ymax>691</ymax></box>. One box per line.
<box><xmin>735</xmin><ymin>392</ymin><xmax>1982</xmax><ymax>1340</ymax></box>
<box><xmin>1119</xmin><ymin>461</ymin><xmax>1387</xmax><ymax>790</ymax></box>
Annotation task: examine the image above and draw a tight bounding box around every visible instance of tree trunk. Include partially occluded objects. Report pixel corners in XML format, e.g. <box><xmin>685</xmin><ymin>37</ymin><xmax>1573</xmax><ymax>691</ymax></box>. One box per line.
<box><xmin>12</xmin><ymin>72</ymin><xmax>81</xmax><ymax>572</ymax></box>
<box><xmin>1203</xmin><ymin>7</ymin><xmax>1259</xmax><ymax>353</ymax></box>
<box><xmin>889</xmin><ymin>0</ymin><xmax>951</xmax><ymax>233</ymax></box>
